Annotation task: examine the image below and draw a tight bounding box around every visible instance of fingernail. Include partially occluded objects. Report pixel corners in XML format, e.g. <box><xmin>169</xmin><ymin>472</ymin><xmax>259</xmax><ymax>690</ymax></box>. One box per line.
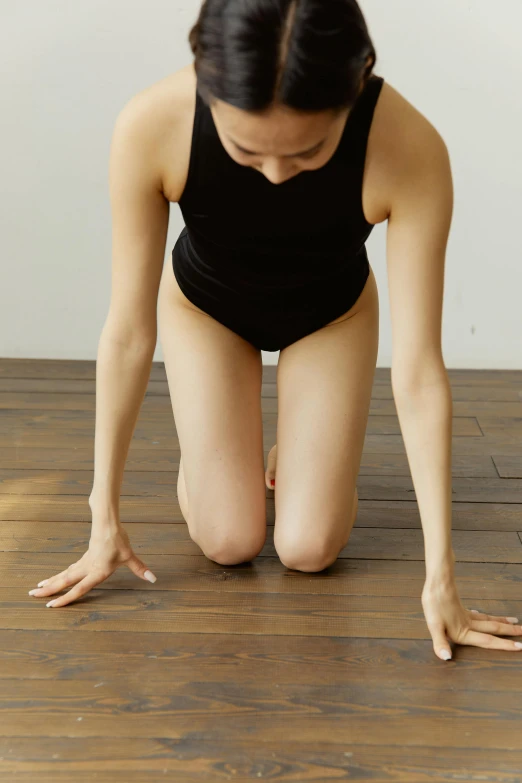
<box><xmin>38</xmin><ymin>580</ymin><xmax>49</xmax><ymax>587</ymax></box>
<box><xmin>46</xmin><ymin>600</ymin><xmax>56</xmax><ymax>608</ymax></box>
<box><xmin>28</xmin><ymin>589</ymin><xmax>38</xmax><ymax>595</ymax></box>
<box><xmin>144</xmin><ymin>570</ymin><xmax>157</xmax><ymax>583</ymax></box>
<box><xmin>507</xmin><ymin>617</ymin><xmax>519</xmax><ymax>624</ymax></box>
<box><xmin>514</xmin><ymin>642</ymin><xmax>522</xmax><ymax>649</ymax></box>
<box><xmin>270</xmin><ymin>479</ymin><xmax>275</xmax><ymax>486</ymax></box>
<box><xmin>440</xmin><ymin>650</ymin><xmax>452</xmax><ymax>660</ymax></box>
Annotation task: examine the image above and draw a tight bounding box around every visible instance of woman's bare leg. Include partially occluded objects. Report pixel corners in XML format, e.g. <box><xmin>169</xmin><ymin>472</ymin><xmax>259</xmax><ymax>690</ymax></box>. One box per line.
<box><xmin>157</xmin><ymin>262</ymin><xmax>267</xmax><ymax>565</ymax></box>
<box><xmin>272</xmin><ymin>266</ymin><xmax>379</xmax><ymax>572</ymax></box>
<box><xmin>265</xmin><ymin>442</ymin><xmax>358</xmax><ymax>522</ymax></box>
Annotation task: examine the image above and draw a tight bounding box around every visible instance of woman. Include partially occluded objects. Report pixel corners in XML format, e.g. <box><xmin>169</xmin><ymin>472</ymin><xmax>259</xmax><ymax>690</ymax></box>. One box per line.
<box><xmin>30</xmin><ymin>0</ymin><xmax>522</xmax><ymax>661</ymax></box>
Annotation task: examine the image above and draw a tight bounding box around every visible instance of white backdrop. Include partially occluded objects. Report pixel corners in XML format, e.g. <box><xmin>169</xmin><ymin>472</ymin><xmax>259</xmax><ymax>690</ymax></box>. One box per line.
<box><xmin>2</xmin><ymin>0</ymin><xmax>521</xmax><ymax>368</ymax></box>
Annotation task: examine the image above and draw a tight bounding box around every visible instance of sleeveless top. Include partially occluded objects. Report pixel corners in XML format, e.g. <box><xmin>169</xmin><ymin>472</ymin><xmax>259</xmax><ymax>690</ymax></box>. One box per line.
<box><xmin>174</xmin><ymin>74</ymin><xmax>384</xmax><ymax>321</ymax></box>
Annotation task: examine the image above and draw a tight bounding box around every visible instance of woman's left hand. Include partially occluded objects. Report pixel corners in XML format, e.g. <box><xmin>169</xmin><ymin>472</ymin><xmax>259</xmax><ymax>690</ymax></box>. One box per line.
<box><xmin>421</xmin><ymin>578</ymin><xmax>522</xmax><ymax>660</ymax></box>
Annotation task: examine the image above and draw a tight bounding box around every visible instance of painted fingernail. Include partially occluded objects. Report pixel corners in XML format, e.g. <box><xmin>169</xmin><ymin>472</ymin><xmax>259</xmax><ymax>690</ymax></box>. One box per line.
<box><xmin>28</xmin><ymin>589</ymin><xmax>38</xmax><ymax>595</ymax></box>
<box><xmin>514</xmin><ymin>642</ymin><xmax>522</xmax><ymax>649</ymax></box>
<box><xmin>46</xmin><ymin>600</ymin><xmax>57</xmax><ymax>608</ymax></box>
<box><xmin>270</xmin><ymin>479</ymin><xmax>275</xmax><ymax>486</ymax></box>
<box><xmin>507</xmin><ymin>617</ymin><xmax>519</xmax><ymax>624</ymax></box>
<box><xmin>144</xmin><ymin>570</ymin><xmax>157</xmax><ymax>583</ymax></box>
<box><xmin>440</xmin><ymin>650</ymin><xmax>452</xmax><ymax>660</ymax></box>
<box><xmin>38</xmin><ymin>580</ymin><xmax>49</xmax><ymax>587</ymax></box>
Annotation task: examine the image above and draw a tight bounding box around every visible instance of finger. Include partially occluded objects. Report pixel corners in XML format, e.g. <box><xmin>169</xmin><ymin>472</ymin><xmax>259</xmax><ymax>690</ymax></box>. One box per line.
<box><xmin>462</xmin><ymin>629</ymin><xmax>522</xmax><ymax>652</ymax></box>
<box><xmin>45</xmin><ymin>574</ymin><xmax>103</xmax><ymax>608</ymax></box>
<box><xmin>29</xmin><ymin>563</ymin><xmax>84</xmax><ymax>598</ymax></box>
<box><xmin>469</xmin><ymin>618</ymin><xmax>522</xmax><ymax>637</ymax></box>
<box><xmin>427</xmin><ymin>622</ymin><xmax>452</xmax><ymax>661</ymax></box>
<box><xmin>125</xmin><ymin>554</ymin><xmax>157</xmax><ymax>583</ymax></box>
<box><xmin>35</xmin><ymin>567</ymin><xmax>75</xmax><ymax>588</ymax></box>
<box><xmin>470</xmin><ymin>609</ymin><xmax>519</xmax><ymax>625</ymax></box>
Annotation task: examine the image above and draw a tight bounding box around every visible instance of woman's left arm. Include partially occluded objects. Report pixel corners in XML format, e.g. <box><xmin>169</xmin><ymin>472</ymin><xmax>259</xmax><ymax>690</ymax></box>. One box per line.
<box><xmin>386</xmin><ymin>124</ymin><xmax>454</xmax><ymax>584</ymax></box>
<box><xmin>386</xmin><ymin>122</ymin><xmax>522</xmax><ymax>660</ymax></box>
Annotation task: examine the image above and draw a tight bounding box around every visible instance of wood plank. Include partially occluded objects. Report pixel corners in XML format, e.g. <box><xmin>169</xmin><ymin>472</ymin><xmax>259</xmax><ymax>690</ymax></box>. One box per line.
<box><xmin>0</xmin><ymin>438</ymin><xmax>514</xmax><ymax>471</ymax></box>
<box><xmin>2</xmin><ymin>358</ymin><xmax>522</xmax><ymax>385</ymax></box>
<box><xmin>3</xmin><ymin>522</ymin><xmax>522</xmax><ymax>563</ymax></box>
<box><xmin>465</xmin><ymin>415</ymin><xmax>522</xmax><ymax>436</ymax></box>
<box><xmin>4</xmin><ymin>587</ymin><xmax>522</xmax><ymax>643</ymax></box>
<box><xmin>1</xmin><ymin>738</ymin><xmax>521</xmax><ymax>783</ymax></box>
<box><xmin>2</xmin><ymin>674</ymin><xmax>522</xmax><ymax>748</ymax></box>
<box><xmin>2</xmin><ymin>628</ymin><xmax>521</xmax><ymax>688</ymax></box>
<box><xmin>359</xmin><ymin>452</ymin><xmax>497</xmax><ymax>477</ymax></box>
<box><xmin>2</xmin><ymin>470</ymin><xmax>521</xmax><ymax>503</ymax></box>
<box><xmin>492</xmin><ymin>456</ymin><xmax>522</xmax><ymax>479</ymax></box>
<box><xmin>261</xmin><ymin>364</ymin><xmax>522</xmax><ymax>384</ymax></box>
<box><xmin>6</xmin><ymin>552</ymin><xmax>522</xmax><ymax>594</ymax></box>
<box><xmin>2</xmin><ymin>377</ymin><xmax>520</xmax><ymax>402</ymax></box>
<box><xmin>0</xmin><ymin>392</ymin><xmax>177</xmax><ymax>412</ymax></box>
<box><xmin>0</xmin><ymin>358</ymin><xmax>165</xmax><ymax>381</ymax></box>
<box><xmin>3</xmin><ymin>388</ymin><xmax>522</xmax><ymax>421</ymax></box>
<box><xmin>369</xmin><ymin>383</ymin><xmax>522</xmax><ymax>402</ymax></box>
<box><xmin>370</xmin><ymin>398</ymin><xmax>522</xmax><ymax>418</ymax></box>
<box><xmin>0</xmin><ymin>411</ymin><xmax>484</xmax><ymax>448</ymax></box>
<box><xmin>361</xmin><ymin>432</ymin><xmax>522</xmax><ymax>456</ymax></box>
<box><xmin>266</xmin><ymin>396</ymin><xmax>522</xmax><ymax>418</ymax></box>
<box><xmin>2</xmin><ymin>496</ymin><xmax>522</xmax><ymax>530</ymax></box>
<box><xmin>356</xmin><ymin>475</ymin><xmax>522</xmax><ymax>503</ymax></box>
<box><xmin>0</xmin><ymin>379</ymin><xmax>170</xmax><ymax>395</ymax></box>
<box><xmin>258</xmin><ymin>397</ymin><xmax>522</xmax><ymax>418</ymax></box>
<box><xmin>0</xmin><ymin>446</ymin><xmax>180</xmax><ymax>471</ymax></box>
<box><xmin>0</xmin><ymin>446</ymin><xmax>498</xmax><ymax>477</ymax></box>
<box><xmin>354</xmin><ymin>501</ymin><xmax>522</xmax><ymax>531</ymax></box>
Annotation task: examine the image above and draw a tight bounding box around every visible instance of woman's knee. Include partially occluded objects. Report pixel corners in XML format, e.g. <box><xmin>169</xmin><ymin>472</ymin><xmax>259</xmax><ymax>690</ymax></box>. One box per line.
<box><xmin>191</xmin><ymin>516</ymin><xmax>267</xmax><ymax>565</ymax></box>
<box><xmin>202</xmin><ymin>537</ymin><xmax>267</xmax><ymax>565</ymax></box>
<box><xmin>274</xmin><ymin>530</ymin><xmax>340</xmax><ymax>572</ymax></box>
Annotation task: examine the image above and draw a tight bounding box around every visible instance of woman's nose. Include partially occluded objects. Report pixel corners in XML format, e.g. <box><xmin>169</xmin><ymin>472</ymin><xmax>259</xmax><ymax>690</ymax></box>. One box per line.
<box><xmin>260</xmin><ymin>158</ymin><xmax>295</xmax><ymax>185</ymax></box>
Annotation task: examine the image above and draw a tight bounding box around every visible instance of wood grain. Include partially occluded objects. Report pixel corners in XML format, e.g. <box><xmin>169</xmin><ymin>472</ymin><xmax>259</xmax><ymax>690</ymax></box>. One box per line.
<box><xmin>1</xmin><ymin>357</ymin><xmax>522</xmax><ymax>781</ymax></box>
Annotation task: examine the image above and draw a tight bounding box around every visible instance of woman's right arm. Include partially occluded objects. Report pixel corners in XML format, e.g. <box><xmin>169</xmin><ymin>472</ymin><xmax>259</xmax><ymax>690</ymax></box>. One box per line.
<box><xmin>88</xmin><ymin>93</ymin><xmax>171</xmax><ymax>533</ymax></box>
<box><xmin>29</xmin><ymin>88</ymin><xmax>183</xmax><ymax>606</ymax></box>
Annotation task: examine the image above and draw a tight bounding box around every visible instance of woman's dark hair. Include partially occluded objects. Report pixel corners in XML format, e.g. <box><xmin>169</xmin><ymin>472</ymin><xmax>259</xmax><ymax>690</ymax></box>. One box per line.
<box><xmin>188</xmin><ymin>0</ymin><xmax>377</xmax><ymax>113</ymax></box>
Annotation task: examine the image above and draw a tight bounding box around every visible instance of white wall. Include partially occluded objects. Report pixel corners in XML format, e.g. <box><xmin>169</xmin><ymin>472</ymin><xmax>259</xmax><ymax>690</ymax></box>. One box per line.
<box><xmin>2</xmin><ymin>0</ymin><xmax>521</xmax><ymax>368</ymax></box>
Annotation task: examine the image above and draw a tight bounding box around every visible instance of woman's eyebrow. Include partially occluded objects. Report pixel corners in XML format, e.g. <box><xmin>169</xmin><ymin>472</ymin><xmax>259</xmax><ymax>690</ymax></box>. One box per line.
<box><xmin>228</xmin><ymin>136</ymin><xmax>326</xmax><ymax>157</ymax></box>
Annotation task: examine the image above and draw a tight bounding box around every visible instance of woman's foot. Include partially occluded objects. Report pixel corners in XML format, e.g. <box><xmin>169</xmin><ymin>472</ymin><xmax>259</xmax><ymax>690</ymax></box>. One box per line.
<box><xmin>177</xmin><ymin>456</ymin><xmax>190</xmax><ymax>522</ymax></box>
<box><xmin>265</xmin><ymin>444</ymin><xmax>277</xmax><ymax>490</ymax></box>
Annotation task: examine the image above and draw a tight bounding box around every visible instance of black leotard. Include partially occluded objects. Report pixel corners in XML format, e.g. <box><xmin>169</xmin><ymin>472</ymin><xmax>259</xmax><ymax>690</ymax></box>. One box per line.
<box><xmin>172</xmin><ymin>74</ymin><xmax>385</xmax><ymax>351</ymax></box>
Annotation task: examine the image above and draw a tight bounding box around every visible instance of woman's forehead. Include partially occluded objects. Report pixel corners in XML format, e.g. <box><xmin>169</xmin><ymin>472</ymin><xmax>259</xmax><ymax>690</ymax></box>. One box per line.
<box><xmin>212</xmin><ymin>99</ymin><xmax>341</xmax><ymax>152</ymax></box>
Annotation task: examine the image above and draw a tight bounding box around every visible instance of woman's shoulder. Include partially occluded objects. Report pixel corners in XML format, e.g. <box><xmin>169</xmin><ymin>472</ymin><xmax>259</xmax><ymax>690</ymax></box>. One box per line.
<box><xmin>365</xmin><ymin>76</ymin><xmax>450</xmax><ymax>224</ymax></box>
<box><xmin>377</xmin><ymin>78</ymin><xmax>447</xmax><ymax>155</ymax></box>
<box><xmin>118</xmin><ymin>63</ymin><xmax>197</xmax><ymax>204</ymax></box>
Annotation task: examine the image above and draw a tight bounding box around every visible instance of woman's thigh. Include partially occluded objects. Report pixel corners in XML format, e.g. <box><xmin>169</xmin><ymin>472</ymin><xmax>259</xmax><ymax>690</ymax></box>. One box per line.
<box><xmin>157</xmin><ymin>262</ymin><xmax>267</xmax><ymax>564</ymax></box>
<box><xmin>273</xmin><ymin>265</ymin><xmax>380</xmax><ymax>572</ymax></box>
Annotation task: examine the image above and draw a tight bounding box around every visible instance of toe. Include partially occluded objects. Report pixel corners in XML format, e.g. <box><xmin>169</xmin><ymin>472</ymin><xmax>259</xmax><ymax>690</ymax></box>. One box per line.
<box><xmin>265</xmin><ymin>444</ymin><xmax>277</xmax><ymax>490</ymax></box>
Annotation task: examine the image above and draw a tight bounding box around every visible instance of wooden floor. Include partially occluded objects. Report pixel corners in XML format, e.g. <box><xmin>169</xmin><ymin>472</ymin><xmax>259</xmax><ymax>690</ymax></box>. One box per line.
<box><xmin>1</xmin><ymin>358</ymin><xmax>522</xmax><ymax>781</ymax></box>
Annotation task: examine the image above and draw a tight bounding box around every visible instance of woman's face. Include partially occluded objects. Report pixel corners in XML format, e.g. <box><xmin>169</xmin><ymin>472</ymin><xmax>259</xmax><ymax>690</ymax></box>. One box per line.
<box><xmin>210</xmin><ymin>99</ymin><xmax>352</xmax><ymax>185</ymax></box>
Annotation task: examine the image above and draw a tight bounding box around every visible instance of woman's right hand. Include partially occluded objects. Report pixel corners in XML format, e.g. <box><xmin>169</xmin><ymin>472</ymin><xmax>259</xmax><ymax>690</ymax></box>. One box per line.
<box><xmin>28</xmin><ymin>523</ymin><xmax>157</xmax><ymax>608</ymax></box>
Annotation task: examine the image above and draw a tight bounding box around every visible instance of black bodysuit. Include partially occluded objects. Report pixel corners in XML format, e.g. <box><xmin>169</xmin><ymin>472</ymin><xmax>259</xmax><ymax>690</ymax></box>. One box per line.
<box><xmin>172</xmin><ymin>74</ymin><xmax>385</xmax><ymax>352</ymax></box>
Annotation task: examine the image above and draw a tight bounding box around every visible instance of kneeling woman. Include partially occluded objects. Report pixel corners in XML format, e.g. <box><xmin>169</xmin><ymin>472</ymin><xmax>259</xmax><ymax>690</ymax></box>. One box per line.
<box><xmin>34</xmin><ymin>0</ymin><xmax>522</xmax><ymax>662</ymax></box>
